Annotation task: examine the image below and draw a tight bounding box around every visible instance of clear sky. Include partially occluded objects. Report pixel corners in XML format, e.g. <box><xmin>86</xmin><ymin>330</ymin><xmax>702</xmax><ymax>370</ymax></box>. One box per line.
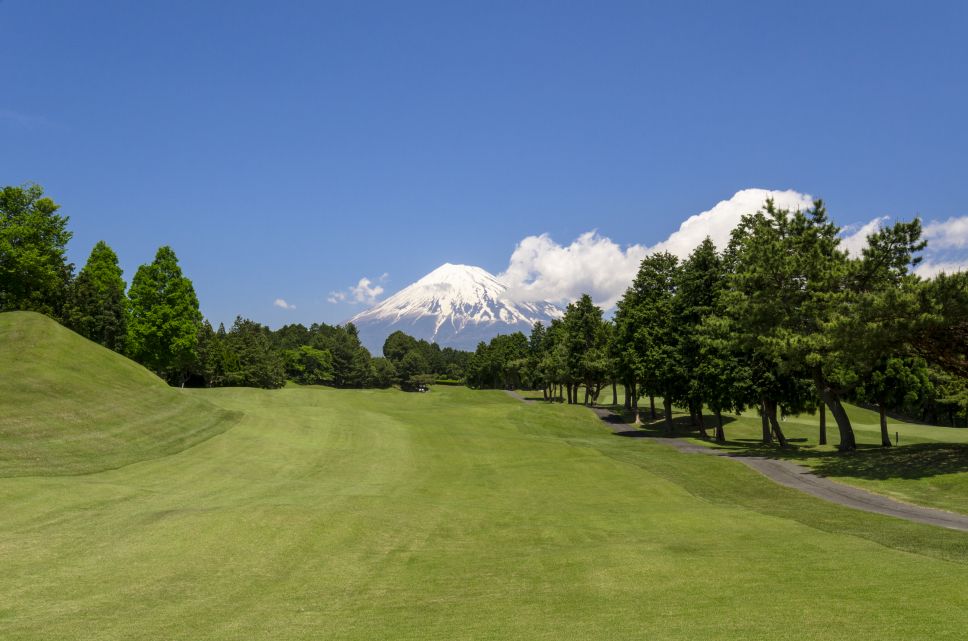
<box><xmin>2</xmin><ymin>0</ymin><xmax>966</xmax><ymax>328</ymax></box>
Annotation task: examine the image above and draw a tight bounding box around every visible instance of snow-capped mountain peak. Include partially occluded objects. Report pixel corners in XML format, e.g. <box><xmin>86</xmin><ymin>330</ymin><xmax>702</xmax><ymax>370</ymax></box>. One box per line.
<box><xmin>349</xmin><ymin>263</ymin><xmax>562</xmax><ymax>352</ymax></box>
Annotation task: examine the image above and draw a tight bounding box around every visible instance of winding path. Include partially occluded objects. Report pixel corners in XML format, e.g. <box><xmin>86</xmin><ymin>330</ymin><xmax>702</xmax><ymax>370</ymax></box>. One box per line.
<box><xmin>506</xmin><ymin>391</ymin><xmax>968</xmax><ymax>532</ymax></box>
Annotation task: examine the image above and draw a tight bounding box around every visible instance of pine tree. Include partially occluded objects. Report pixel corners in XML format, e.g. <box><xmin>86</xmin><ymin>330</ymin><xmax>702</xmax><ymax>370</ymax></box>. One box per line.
<box><xmin>65</xmin><ymin>241</ymin><xmax>128</xmax><ymax>352</ymax></box>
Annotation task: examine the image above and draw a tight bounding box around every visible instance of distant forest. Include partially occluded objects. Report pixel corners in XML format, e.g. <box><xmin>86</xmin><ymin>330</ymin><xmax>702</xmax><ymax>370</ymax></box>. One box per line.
<box><xmin>3</xmin><ymin>183</ymin><xmax>966</xmax><ymax>449</ymax></box>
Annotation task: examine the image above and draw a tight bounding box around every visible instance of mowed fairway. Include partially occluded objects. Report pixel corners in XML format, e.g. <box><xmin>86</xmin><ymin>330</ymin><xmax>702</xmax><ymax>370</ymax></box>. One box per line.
<box><xmin>2</xmin><ymin>386</ymin><xmax>968</xmax><ymax>640</ymax></box>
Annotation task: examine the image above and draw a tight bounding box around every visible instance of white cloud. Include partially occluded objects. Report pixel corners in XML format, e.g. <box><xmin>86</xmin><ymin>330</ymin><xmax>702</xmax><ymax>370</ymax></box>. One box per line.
<box><xmin>923</xmin><ymin>216</ymin><xmax>968</xmax><ymax>250</ymax></box>
<box><xmin>499</xmin><ymin>188</ymin><xmax>814</xmax><ymax>308</ymax></box>
<box><xmin>840</xmin><ymin>216</ymin><xmax>888</xmax><ymax>256</ymax></box>
<box><xmin>499</xmin><ymin>231</ymin><xmax>648</xmax><ymax>308</ymax></box>
<box><xmin>273</xmin><ymin>298</ymin><xmax>296</xmax><ymax>310</ymax></box>
<box><xmin>649</xmin><ymin>188</ymin><xmax>815</xmax><ymax>258</ymax></box>
<box><xmin>328</xmin><ymin>274</ymin><xmax>388</xmax><ymax>305</ymax></box>
<box><xmin>914</xmin><ymin>260</ymin><xmax>968</xmax><ymax>278</ymax></box>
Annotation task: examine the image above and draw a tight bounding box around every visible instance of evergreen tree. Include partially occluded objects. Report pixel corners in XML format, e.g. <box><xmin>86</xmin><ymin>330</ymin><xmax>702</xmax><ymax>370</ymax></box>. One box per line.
<box><xmin>328</xmin><ymin>323</ymin><xmax>371</xmax><ymax>387</ymax></box>
<box><xmin>675</xmin><ymin>237</ymin><xmax>724</xmax><ymax>437</ymax></box>
<box><xmin>283</xmin><ymin>345</ymin><xmax>334</xmax><ymax>385</ymax></box>
<box><xmin>65</xmin><ymin>241</ymin><xmax>128</xmax><ymax>351</ymax></box>
<box><xmin>561</xmin><ymin>294</ymin><xmax>607</xmax><ymax>404</ymax></box>
<box><xmin>856</xmin><ymin>357</ymin><xmax>933</xmax><ymax>446</ymax></box>
<box><xmin>0</xmin><ymin>183</ymin><xmax>73</xmax><ymax>318</ymax></box>
<box><xmin>197</xmin><ymin>321</ymin><xmax>230</xmax><ymax>387</ymax></box>
<box><xmin>627</xmin><ymin>252</ymin><xmax>683</xmax><ymax>432</ymax></box>
<box><xmin>369</xmin><ymin>357</ymin><xmax>397</xmax><ymax>388</ymax></box>
<box><xmin>127</xmin><ymin>246</ymin><xmax>203</xmax><ymax>386</ymax></box>
<box><xmin>913</xmin><ymin>271</ymin><xmax>968</xmax><ymax>378</ymax></box>
<box><xmin>397</xmin><ymin>349</ymin><xmax>436</xmax><ymax>390</ymax></box>
<box><xmin>383</xmin><ymin>330</ymin><xmax>419</xmax><ymax>364</ymax></box>
<box><xmin>222</xmin><ymin>316</ymin><xmax>286</xmax><ymax>388</ymax></box>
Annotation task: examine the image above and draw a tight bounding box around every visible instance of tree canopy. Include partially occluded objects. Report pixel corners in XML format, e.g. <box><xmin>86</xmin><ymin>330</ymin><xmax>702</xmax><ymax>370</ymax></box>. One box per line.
<box><xmin>127</xmin><ymin>246</ymin><xmax>203</xmax><ymax>386</ymax></box>
<box><xmin>0</xmin><ymin>183</ymin><xmax>73</xmax><ymax>318</ymax></box>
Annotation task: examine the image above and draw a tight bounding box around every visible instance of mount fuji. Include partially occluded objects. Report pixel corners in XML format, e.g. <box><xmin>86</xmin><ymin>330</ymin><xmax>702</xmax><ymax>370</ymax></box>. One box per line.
<box><xmin>349</xmin><ymin>263</ymin><xmax>564</xmax><ymax>353</ymax></box>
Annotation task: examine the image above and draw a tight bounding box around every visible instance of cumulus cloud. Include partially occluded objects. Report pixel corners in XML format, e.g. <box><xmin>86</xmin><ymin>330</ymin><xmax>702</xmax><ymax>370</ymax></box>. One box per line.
<box><xmin>273</xmin><ymin>298</ymin><xmax>296</xmax><ymax>310</ymax></box>
<box><xmin>328</xmin><ymin>274</ymin><xmax>388</xmax><ymax>305</ymax></box>
<box><xmin>648</xmin><ymin>188</ymin><xmax>815</xmax><ymax>257</ymax></box>
<box><xmin>499</xmin><ymin>231</ymin><xmax>647</xmax><ymax>308</ymax></box>
<box><xmin>923</xmin><ymin>216</ymin><xmax>968</xmax><ymax>250</ymax></box>
<box><xmin>499</xmin><ymin>188</ymin><xmax>814</xmax><ymax>308</ymax></box>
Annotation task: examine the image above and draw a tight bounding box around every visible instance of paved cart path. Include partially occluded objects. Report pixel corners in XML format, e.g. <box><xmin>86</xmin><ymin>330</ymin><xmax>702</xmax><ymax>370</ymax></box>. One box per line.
<box><xmin>505</xmin><ymin>391</ymin><xmax>968</xmax><ymax>532</ymax></box>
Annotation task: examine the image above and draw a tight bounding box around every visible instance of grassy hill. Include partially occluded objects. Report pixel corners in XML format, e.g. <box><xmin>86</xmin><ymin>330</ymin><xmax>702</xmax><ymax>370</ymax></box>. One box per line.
<box><xmin>0</xmin><ymin>311</ymin><xmax>239</xmax><ymax>477</ymax></box>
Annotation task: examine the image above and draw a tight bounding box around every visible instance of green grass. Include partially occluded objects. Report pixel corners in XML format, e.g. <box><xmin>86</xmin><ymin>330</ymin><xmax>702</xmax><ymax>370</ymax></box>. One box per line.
<box><xmin>3</xmin><ymin>315</ymin><xmax>968</xmax><ymax>639</ymax></box>
<box><xmin>551</xmin><ymin>385</ymin><xmax>968</xmax><ymax>515</ymax></box>
<box><xmin>0</xmin><ymin>311</ymin><xmax>240</xmax><ymax>476</ymax></box>
<box><xmin>700</xmin><ymin>406</ymin><xmax>968</xmax><ymax>515</ymax></box>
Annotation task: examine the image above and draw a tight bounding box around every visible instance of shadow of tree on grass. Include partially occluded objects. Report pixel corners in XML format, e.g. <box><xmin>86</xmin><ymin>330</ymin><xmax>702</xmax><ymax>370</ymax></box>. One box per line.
<box><xmin>805</xmin><ymin>443</ymin><xmax>968</xmax><ymax>480</ymax></box>
<box><xmin>591</xmin><ymin>405</ymin><xmax>968</xmax><ymax>482</ymax></box>
<box><xmin>716</xmin><ymin>440</ymin><xmax>968</xmax><ymax>481</ymax></box>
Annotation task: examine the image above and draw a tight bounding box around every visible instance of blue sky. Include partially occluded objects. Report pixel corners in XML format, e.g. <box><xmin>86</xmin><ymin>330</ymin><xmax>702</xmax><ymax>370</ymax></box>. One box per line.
<box><xmin>2</xmin><ymin>0</ymin><xmax>966</xmax><ymax>327</ymax></box>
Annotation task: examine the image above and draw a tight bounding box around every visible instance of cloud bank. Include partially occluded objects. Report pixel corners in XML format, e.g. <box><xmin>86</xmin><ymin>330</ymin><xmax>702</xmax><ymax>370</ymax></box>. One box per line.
<box><xmin>273</xmin><ymin>298</ymin><xmax>295</xmax><ymax>310</ymax></box>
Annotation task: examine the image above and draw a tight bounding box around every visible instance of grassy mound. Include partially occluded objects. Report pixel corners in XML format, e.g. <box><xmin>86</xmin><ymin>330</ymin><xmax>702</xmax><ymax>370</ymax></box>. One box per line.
<box><xmin>0</xmin><ymin>311</ymin><xmax>239</xmax><ymax>476</ymax></box>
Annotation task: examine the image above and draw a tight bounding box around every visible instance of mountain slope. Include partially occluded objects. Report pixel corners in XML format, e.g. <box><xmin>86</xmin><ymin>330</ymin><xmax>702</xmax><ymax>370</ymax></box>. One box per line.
<box><xmin>0</xmin><ymin>311</ymin><xmax>240</xmax><ymax>476</ymax></box>
<box><xmin>350</xmin><ymin>263</ymin><xmax>562</xmax><ymax>352</ymax></box>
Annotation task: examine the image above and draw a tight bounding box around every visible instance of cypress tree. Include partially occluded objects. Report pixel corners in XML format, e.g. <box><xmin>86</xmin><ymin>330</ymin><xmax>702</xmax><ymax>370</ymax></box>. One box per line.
<box><xmin>65</xmin><ymin>241</ymin><xmax>128</xmax><ymax>352</ymax></box>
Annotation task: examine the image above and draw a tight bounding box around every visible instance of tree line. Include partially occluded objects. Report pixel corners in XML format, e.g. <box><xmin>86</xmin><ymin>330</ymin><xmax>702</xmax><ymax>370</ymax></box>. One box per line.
<box><xmin>467</xmin><ymin>199</ymin><xmax>968</xmax><ymax>450</ymax></box>
<box><xmin>0</xmin><ymin>183</ymin><xmax>468</xmax><ymax>390</ymax></box>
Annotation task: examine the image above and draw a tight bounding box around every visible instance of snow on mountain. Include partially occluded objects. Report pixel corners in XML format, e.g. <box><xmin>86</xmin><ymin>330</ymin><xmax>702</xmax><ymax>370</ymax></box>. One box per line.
<box><xmin>349</xmin><ymin>263</ymin><xmax>563</xmax><ymax>353</ymax></box>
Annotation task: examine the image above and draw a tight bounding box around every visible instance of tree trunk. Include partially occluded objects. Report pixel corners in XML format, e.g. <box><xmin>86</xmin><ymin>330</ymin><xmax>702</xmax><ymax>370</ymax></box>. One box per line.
<box><xmin>815</xmin><ymin>374</ymin><xmax>856</xmax><ymax>451</ymax></box>
<box><xmin>612</xmin><ymin>381</ymin><xmax>617</xmax><ymax>406</ymax></box>
<box><xmin>584</xmin><ymin>386</ymin><xmax>589</xmax><ymax>406</ymax></box>
<box><xmin>765</xmin><ymin>399</ymin><xmax>788</xmax><ymax>447</ymax></box>
<box><xmin>696</xmin><ymin>405</ymin><xmax>708</xmax><ymax>439</ymax></box>
<box><xmin>714</xmin><ymin>408</ymin><xmax>726</xmax><ymax>443</ymax></box>
<box><xmin>819</xmin><ymin>403</ymin><xmax>827</xmax><ymax>445</ymax></box>
<box><xmin>632</xmin><ymin>385</ymin><xmax>640</xmax><ymax>424</ymax></box>
<box><xmin>879</xmin><ymin>403</ymin><xmax>892</xmax><ymax>447</ymax></box>
<box><xmin>760</xmin><ymin>399</ymin><xmax>773</xmax><ymax>444</ymax></box>
<box><xmin>663</xmin><ymin>396</ymin><xmax>673</xmax><ymax>435</ymax></box>
<box><xmin>649</xmin><ymin>395</ymin><xmax>657</xmax><ymax>420</ymax></box>
<box><xmin>624</xmin><ymin>384</ymin><xmax>632</xmax><ymax>410</ymax></box>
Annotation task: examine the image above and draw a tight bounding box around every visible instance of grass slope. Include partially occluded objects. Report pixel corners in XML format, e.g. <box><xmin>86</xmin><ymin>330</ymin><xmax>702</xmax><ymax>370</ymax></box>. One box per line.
<box><xmin>2</xmin><ymin>382</ymin><xmax>967</xmax><ymax>640</ymax></box>
<box><xmin>0</xmin><ymin>311</ymin><xmax>239</xmax><ymax>476</ymax></box>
